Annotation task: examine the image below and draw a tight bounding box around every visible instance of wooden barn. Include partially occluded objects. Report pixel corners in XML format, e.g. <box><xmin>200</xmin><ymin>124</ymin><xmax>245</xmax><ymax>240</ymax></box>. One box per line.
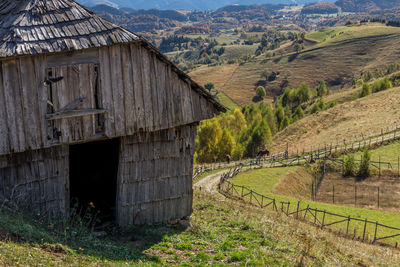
<box><xmin>0</xmin><ymin>0</ymin><xmax>224</xmax><ymax>226</ymax></box>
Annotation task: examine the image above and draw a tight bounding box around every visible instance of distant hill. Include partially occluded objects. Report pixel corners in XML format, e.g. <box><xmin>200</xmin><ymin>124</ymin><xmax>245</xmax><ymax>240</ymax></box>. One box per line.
<box><xmin>301</xmin><ymin>2</ymin><xmax>340</xmax><ymax>14</ymax></box>
<box><xmin>335</xmin><ymin>0</ymin><xmax>400</xmax><ymax>13</ymax></box>
<box><xmin>78</xmin><ymin>0</ymin><xmax>332</xmax><ymax>10</ymax></box>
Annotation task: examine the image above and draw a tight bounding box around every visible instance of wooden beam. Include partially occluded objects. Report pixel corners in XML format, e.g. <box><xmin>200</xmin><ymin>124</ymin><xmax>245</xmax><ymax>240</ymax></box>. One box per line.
<box><xmin>45</xmin><ymin>109</ymin><xmax>108</xmax><ymax>120</ymax></box>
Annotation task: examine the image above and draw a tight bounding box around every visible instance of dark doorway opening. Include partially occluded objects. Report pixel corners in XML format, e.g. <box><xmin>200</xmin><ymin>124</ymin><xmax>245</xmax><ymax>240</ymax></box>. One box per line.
<box><xmin>69</xmin><ymin>138</ymin><xmax>120</xmax><ymax>224</ymax></box>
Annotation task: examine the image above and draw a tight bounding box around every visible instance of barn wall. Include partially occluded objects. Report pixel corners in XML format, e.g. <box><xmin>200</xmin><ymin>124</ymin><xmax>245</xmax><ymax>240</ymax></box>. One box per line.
<box><xmin>117</xmin><ymin>124</ymin><xmax>196</xmax><ymax>226</ymax></box>
<box><xmin>0</xmin><ymin>146</ymin><xmax>69</xmax><ymax>219</ymax></box>
<box><xmin>0</xmin><ymin>43</ymin><xmax>216</xmax><ymax>156</ymax></box>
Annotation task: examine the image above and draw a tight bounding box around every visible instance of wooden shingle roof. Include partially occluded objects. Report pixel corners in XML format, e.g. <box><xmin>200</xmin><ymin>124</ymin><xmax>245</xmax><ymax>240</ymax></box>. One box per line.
<box><xmin>0</xmin><ymin>0</ymin><xmax>139</xmax><ymax>58</ymax></box>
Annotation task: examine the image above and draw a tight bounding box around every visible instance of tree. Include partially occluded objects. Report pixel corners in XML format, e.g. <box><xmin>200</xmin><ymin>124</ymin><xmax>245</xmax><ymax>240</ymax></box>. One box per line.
<box><xmin>195</xmin><ymin>119</ymin><xmax>222</xmax><ymax>163</ymax></box>
<box><xmin>231</xmin><ymin>109</ymin><xmax>247</xmax><ymax>135</ymax></box>
<box><xmin>343</xmin><ymin>155</ymin><xmax>355</xmax><ymax>177</ymax></box>
<box><xmin>296</xmin><ymin>82</ymin><xmax>311</xmax><ymax>103</ymax></box>
<box><xmin>357</xmin><ymin>148</ymin><xmax>371</xmax><ymax>178</ymax></box>
<box><xmin>256</xmin><ymin>86</ymin><xmax>266</xmax><ymax>99</ymax></box>
<box><xmin>315</xmin><ymin>80</ymin><xmax>327</xmax><ymax>97</ymax></box>
<box><xmin>245</xmin><ymin>120</ymin><xmax>272</xmax><ymax>157</ymax></box>
<box><xmin>280</xmin><ymin>116</ymin><xmax>290</xmax><ymax>130</ymax></box>
<box><xmin>294</xmin><ymin>106</ymin><xmax>304</xmax><ymax>119</ymax></box>
<box><xmin>359</xmin><ymin>82</ymin><xmax>371</xmax><ymax>97</ymax></box>
<box><xmin>217</xmin><ymin>129</ymin><xmax>235</xmax><ymax>161</ymax></box>
<box><xmin>274</xmin><ymin>105</ymin><xmax>285</xmax><ymax>127</ymax></box>
<box><xmin>204</xmin><ymin>82</ymin><xmax>214</xmax><ymax>92</ymax></box>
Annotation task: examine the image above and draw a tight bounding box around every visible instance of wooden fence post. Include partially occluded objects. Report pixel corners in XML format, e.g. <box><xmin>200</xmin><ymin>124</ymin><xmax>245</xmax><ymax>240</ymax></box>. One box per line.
<box><xmin>287</xmin><ymin>202</ymin><xmax>290</xmax><ymax>216</ymax></box>
<box><xmin>354</xmin><ymin>184</ymin><xmax>357</xmax><ymax>207</ymax></box>
<box><xmin>296</xmin><ymin>201</ymin><xmax>300</xmax><ymax>218</ymax></box>
<box><xmin>304</xmin><ymin>205</ymin><xmax>309</xmax><ymax>219</ymax></box>
<box><xmin>379</xmin><ymin>156</ymin><xmax>381</xmax><ymax>178</ymax></box>
<box><xmin>377</xmin><ymin>187</ymin><xmax>380</xmax><ymax>209</ymax></box>
<box><xmin>314</xmin><ymin>209</ymin><xmax>317</xmax><ymax>225</ymax></box>
<box><xmin>250</xmin><ymin>190</ymin><xmax>253</xmax><ymax>203</ymax></box>
<box><xmin>362</xmin><ymin>218</ymin><xmax>367</xmax><ymax>242</ymax></box>
<box><xmin>322</xmin><ymin>210</ymin><xmax>326</xmax><ymax>228</ymax></box>
<box><xmin>346</xmin><ymin>216</ymin><xmax>350</xmax><ymax>236</ymax></box>
<box><xmin>373</xmin><ymin>221</ymin><xmax>378</xmax><ymax>243</ymax></box>
<box><xmin>332</xmin><ymin>184</ymin><xmax>335</xmax><ymax>204</ymax></box>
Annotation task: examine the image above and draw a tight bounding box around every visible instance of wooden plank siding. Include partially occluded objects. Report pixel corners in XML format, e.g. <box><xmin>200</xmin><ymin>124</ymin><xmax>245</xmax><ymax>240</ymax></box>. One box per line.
<box><xmin>0</xmin><ymin>42</ymin><xmax>217</xmax><ymax>156</ymax></box>
<box><xmin>0</xmin><ymin>145</ymin><xmax>69</xmax><ymax>219</ymax></box>
<box><xmin>117</xmin><ymin>125</ymin><xmax>196</xmax><ymax>226</ymax></box>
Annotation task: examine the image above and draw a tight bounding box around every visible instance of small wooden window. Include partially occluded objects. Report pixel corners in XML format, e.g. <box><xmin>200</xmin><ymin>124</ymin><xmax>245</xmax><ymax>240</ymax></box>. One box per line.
<box><xmin>45</xmin><ymin>63</ymin><xmax>106</xmax><ymax>143</ymax></box>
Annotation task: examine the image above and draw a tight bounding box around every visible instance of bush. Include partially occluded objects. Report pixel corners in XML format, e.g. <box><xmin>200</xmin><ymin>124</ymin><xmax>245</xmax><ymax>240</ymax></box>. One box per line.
<box><xmin>372</xmin><ymin>77</ymin><xmax>392</xmax><ymax>92</ymax></box>
<box><xmin>256</xmin><ymin>86</ymin><xmax>266</xmax><ymax>99</ymax></box>
<box><xmin>359</xmin><ymin>83</ymin><xmax>371</xmax><ymax>98</ymax></box>
<box><xmin>357</xmin><ymin>148</ymin><xmax>371</xmax><ymax>178</ymax></box>
<box><xmin>343</xmin><ymin>155</ymin><xmax>355</xmax><ymax>177</ymax></box>
<box><xmin>204</xmin><ymin>82</ymin><xmax>214</xmax><ymax>92</ymax></box>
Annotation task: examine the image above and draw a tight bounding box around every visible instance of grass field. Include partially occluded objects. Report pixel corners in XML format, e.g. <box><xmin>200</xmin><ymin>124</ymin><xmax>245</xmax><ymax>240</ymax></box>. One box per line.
<box><xmin>2</xmin><ymin>191</ymin><xmax>400</xmax><ymax>266</ymax></box>
<box><xmin>271</xmin><ymin>86</ymin><xmax>400</xmax><ymax>154</ymax></box>
<box><xmin>316</xmin><ymin>172</ymin><xmax>400</xmax><ymax>211</ymax></box>
<box><xmin>231</xmin><ymin>167</ymin><xmax>400</xmax><ymax>246</ymax></box>
<box><xmin>215</xmin><ymin>91</ymin><xmax>240</xmax><ymax>110</ymax></box>
<box><xmin>306</xmin><ymin>26</ymin><xmax>351</xmax><ymax>43</ymax></box>
<box><xmin>349</xmin><ymin>140</ymin><xmax>400</xmax><ymax>167</ymax></box>
<box><xmin>190</xmin><ymin>24</ymin><xmax>400</xmax><ymax>106</ymax></box>
<box><xmin>219</xmin><ymin>44</ymin><xmax>259</xmax><ymax>61</ymax></box>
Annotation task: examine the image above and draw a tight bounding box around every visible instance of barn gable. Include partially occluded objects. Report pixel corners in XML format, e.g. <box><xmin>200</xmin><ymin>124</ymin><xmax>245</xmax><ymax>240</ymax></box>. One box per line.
<box><xmin>0</xmin><ymin>0</ymin><xmax>225</xmax><ymax>156</ymax></box>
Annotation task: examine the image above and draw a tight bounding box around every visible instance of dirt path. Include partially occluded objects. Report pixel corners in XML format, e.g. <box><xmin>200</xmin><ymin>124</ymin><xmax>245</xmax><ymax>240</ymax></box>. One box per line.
<box><xmin>194</xmin><ymin>171</ymin><xmax>225</xmax><ymax>193</ymax></box>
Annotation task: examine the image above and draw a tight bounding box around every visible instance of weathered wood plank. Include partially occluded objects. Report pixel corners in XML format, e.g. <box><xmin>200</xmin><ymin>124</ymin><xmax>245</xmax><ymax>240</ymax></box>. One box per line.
<box><xmin>149</xmin><ymin>53</ymin><xmax>160</xmax><ymax>130</ymax></box>
<box><xmin>18</xmin><ymin>57</ymin><xmax>41</xmax><ymax>150</ymax></box>
<box><xmin>110</xmin><ymin>45</ymin><xmax>126</xmax><ymax>136</ymax></box>
<box><xmin>0</xmin><ymin>63</ymin><xmax>9</xmax><ymax>155</ymax></box>
<box><xmin>2</xmin><ymin>59</ymin><xmax>25</xmax><ymax>153</ymax></box>
<box><xmin>34</xmin><ymin>55</ymin><xmax>50</xmax><ymax>148</ymax></box>
<box><xmin>121</xmin><ymin>45</ymin><xmax>136</xmax><ymax>135</ymax></box>
<box><xmin>130</xmin><ymin>44</ymin><xmax>146</xmax><ymax>131</ymax></box>
<box><xmin>47</xmin><ymin>48</ymin><xmax>99</xmax><ymax>68</ymax></box>
<box><xmin>99</xmin><ymin>47</ymin><xmax>116</xmax><ymax>137</ymax></box>
<box><xmin>139</xmin><ymin>46</ymin><xmax>154</xmax><ymax>131</ymax></box>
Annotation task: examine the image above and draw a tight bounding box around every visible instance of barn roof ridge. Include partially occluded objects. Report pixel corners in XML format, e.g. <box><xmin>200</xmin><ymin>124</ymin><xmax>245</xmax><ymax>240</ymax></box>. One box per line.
<box><xmin>0</xmin><ymin>0</ymin><xmax>226</xmax><ymax>112</ymax></box>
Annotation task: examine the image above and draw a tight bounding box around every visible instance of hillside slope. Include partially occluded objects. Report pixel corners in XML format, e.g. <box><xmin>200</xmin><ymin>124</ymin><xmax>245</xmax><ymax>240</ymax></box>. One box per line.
<box><xmin>1</xmin><ymin>191</ymin><xmax>400</xmax><ymax>265</ymax></box>
<box><xmin>190</xmin><ymin>25</ymin><xmax>400</xmax><ymax>106</ymax></box>
<box><xmin>270</xmin><ymin>86</ymin><xmax>400</xmax><ymax>153</ymax></box>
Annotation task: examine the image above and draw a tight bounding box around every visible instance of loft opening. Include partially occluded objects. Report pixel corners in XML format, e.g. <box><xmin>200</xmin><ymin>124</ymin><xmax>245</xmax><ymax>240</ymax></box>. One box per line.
<box><xmin>69</xmin><ymin>138</ymin><xmax>120</xmax><ymax>224</ymax></box>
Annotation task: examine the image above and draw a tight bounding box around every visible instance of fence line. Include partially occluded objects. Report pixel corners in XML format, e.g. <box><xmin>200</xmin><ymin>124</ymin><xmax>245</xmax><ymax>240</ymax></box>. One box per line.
<box><xmin>219</xmin><ymin>170</ymin><xmax>400</xmax><ymax>248</ymax></box>
<box><xmin>196</xmin><ymin>125</ymin><xmax>400</xmax><ymax>172</ymax></box>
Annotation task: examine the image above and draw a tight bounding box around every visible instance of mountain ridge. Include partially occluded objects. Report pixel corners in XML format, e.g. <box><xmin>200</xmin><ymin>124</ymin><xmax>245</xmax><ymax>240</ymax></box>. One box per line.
<box><xmin>77</xmin><ymin>0</ymin><xmax>332</xmax><ymax>10</ymax></box>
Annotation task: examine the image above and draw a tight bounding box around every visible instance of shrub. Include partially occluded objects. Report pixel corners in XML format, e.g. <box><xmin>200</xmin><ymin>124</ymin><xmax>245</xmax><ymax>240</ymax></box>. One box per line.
<box><xmin>372</xmin><ymin>77</ymin><xmax>392</xmax><ymax>92</ymax></box>
<box><xmin>357</xmin><ymin>148</ymin><xmax>371</xmax><ymax>178</ymax></box>
<box><xmin>204</xmin><ymin>82</ymin><xmax>214</xmax><ymax>91</ymax></box>
<box><xmin>343</xmin><ymin>155</ymin><xmax>355</xmax><ymax>177</ymax></box>
<box><xmin>315</xmin><ymin>80</ymin><xmax>327</xmax><ymax>97</ymax></box>
<box><xmin>256</xmin><ymin>86</ymin><xmax>266</xmax><ymax>99</ymax></box>
<box><xmin>359</xmin><ymin>82</ymin><xmax>371</xmax><ymax>98</ymax></box>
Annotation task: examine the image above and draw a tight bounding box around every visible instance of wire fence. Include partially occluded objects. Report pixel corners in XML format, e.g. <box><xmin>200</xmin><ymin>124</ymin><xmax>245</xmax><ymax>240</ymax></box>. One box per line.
<box><xmin>219</xmin><ymin>169</ymin><xmax>400</xmax><ymax>248</ymax></box>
